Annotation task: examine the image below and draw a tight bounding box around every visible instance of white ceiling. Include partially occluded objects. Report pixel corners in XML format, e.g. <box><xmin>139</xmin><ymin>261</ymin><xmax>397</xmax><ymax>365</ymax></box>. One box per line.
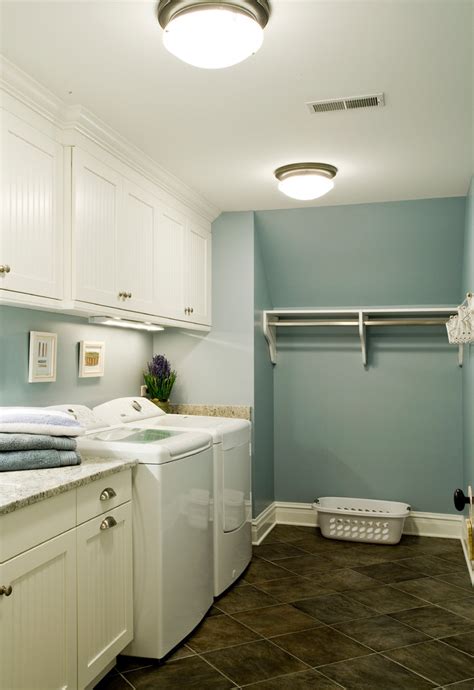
<box><xmin>1</xmin><ymin>0</ymin><xmax>472</xmax><ymax>212</ymax></box>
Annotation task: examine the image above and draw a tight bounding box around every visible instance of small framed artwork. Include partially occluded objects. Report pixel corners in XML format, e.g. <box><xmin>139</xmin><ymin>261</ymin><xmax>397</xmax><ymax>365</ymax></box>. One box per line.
<box><xmin>79</xmin><ymin>341</ymin><xmax>105</xmax><ymax>378</ymax></box>
<box><xmin>28</xmin><ymin>331</ymin><xmax>58</xmax><ymax>383</ymax></box>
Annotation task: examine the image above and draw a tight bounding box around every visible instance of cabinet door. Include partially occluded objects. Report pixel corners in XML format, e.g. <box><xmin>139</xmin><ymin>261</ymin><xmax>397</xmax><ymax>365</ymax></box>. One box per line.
<box><xmin>0</xmin><ymin>530</ymin><xmax>77</xmax><ymax>690</ymax></box>
<box><xmin>77</xmin><ymin>502</ymin><xmax>133</xmax><ymax>689</ymax></box>
<box><xmin>153</xmin><ymin>203</ymin><xmax>187</xmax><ymax>321</ymax></box>
<box><xmin>185</xmin><ymin>221</ymin><xmax>211</xmax><ymax>326</ymax></box>
<box><xmin>73</xmin><ymin>148</ymin><xmax>121</xmax><ymax>307</ymax></box>
<box><xmin>1</xmin><ymin>110</ymin><xmax>63</xmax><ymax>299</ymax></box>
<box><xmin>117</xmin><ymin>181</ymin><xmax>155</xmax><ymax>314</ymax></box>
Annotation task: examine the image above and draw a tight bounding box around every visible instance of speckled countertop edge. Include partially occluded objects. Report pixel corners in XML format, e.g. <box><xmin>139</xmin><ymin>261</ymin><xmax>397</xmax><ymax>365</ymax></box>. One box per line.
<box><xmin>0</xmin><ymin>456</ymin><xmax>138</xmax><ymax>516</ymax></box>
<box><xmin>170</xmin><ymin>404</ymin><xmax>252</xmax><ymax>421</ymax></box>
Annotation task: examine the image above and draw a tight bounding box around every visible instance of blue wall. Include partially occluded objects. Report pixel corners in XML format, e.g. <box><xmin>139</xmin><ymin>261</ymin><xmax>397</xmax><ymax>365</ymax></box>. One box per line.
<box><xmin>463</xmin><ymin>179</ymin><xmax>474</xmax><ymax>489</ymax></box>
<box><xmin>0</xmin><ymin>306</ymin><xmax>152</xmax><ymax>408</ymax></box>
<box><xmin>256</xmin><ymin>197</ymin><xmax>466</xmax><ymax>307</ymax></box>
<box><xmin>256</xmin><ymin>197</ymin><xmax>466</xmax><ymax>513</ymax></box>
<box><xmin>253</xmin><ymin>227</ymin><xmax>275</xmax><ymax>516</ymax></box>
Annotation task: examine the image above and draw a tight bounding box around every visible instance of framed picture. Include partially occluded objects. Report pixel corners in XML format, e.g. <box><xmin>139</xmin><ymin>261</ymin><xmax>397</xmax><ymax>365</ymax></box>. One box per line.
<box><xmin>79</xmin><ymin>341</ymin><xmax>105</xmax><ymax>378</ymax></box>
<box><xmin>28</xmin><ymin>331</ymin><xmax>57</xmax><ymax>383</ymax></box>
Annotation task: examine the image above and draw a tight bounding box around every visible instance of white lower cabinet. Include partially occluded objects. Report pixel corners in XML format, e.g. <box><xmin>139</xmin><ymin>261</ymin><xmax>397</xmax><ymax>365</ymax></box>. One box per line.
<box><xmin>0</xmin><ymin>529</ymin><xmax>78</xmax><ymax>690</ymax></box>
<box><xmin>0</xmin><ymin>469</ymin><xmax>133</xmax><ymax>690</ymax></box>
<box><xmin>77</xmin><ymin>503</ymin><xmax>133</xmax><ymax>689</ymax></box>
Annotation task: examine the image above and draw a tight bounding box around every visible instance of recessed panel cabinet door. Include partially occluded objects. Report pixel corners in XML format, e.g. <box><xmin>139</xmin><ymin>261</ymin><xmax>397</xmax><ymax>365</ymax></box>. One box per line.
<box><xmin>73</xmin><ymin>148</ymin><xmax>121</xmax><ymax>307</ymax></box>
<box><xmin>153</xmin><ymin>203</ymin><xmax>187</xmax><ymax>321</ymax></box>
<box><xmin>118</xmin><ymin>181</ymin><xmax>155</xmax><ymax>314</ymax></box>
<box><xmin>1</xmin><ymin>110</ymin><xmax>63</xmax><ymax>299</ymax></box>
<box><xmin>0</xmin><ymin>530</ymin><xmax>77</xmax><ymax>690</ymax></box>
<box><xmin>77</xmin><ymin>502</ymin><xmax>133</xmax><ymax>689</ymax></box>
<box><xmin>185</xmin><ymin>222</ymin><xmax>211</xmax><ymax>326</ymax></box>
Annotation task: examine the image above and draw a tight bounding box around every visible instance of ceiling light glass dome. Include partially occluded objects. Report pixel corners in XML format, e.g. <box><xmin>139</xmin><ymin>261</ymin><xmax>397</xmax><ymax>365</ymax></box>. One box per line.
<box><xmin>158</xmin><ymin>1</ymin><xmax>270</xmax><ymax>69</ymax></box>
<box><xmin>274</xmin><ymin>163</ymin><xmax>338</xmax><ymax>201</ymax></box>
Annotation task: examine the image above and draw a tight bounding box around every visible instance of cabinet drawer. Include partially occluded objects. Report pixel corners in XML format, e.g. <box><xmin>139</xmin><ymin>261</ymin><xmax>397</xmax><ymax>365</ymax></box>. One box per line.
<box><xmin>76</xmin><ymin>469</ymin><xmax>131</xmax><ymax>524</ymax></box>
<box><xmin>0</xmin><ymin>491</ymin><xmax>76</xmax><ymax>563</ymax></box>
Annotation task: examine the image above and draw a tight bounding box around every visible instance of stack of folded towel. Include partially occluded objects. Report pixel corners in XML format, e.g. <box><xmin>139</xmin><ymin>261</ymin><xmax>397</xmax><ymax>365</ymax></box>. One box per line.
<box><xmin>0</xmin><ymin>407</ymin><xmax>84</xmax><ymax>471</ymax></box>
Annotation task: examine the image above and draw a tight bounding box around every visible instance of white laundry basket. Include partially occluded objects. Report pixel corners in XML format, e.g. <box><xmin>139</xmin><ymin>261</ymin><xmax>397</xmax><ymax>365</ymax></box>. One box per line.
<box><xmin>313</xmin><ymin>497</ymin><xmax>411</xmax><ymax>544</ymax></box>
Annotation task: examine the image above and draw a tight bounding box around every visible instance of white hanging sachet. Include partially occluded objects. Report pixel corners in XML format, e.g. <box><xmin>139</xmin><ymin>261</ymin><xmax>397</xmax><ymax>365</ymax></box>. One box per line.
<box><xmin>446</xmin><ymin>292</ymin><xmax>474</xmax><ymax>344</ymax></box>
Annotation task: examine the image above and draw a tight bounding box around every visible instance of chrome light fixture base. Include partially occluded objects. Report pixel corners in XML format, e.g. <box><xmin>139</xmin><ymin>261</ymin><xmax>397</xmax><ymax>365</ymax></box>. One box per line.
<box><xmin>274</xmin><ymin>162</ymin><xmax>338</xmax><ymax>183</ymax></box>
<box><xmin>158</xmin><ymin>1</ymin><xmax>270</xmax><ymax>29</ymax></box>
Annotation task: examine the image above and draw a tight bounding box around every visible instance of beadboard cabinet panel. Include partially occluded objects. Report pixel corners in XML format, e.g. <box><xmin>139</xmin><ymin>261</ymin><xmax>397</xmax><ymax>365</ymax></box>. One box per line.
<box><xmin>0</xmin><ymin>529</ymin><xmax>77</xmax><ymax>690</ymax></box>
<box><xmin>153</xmin><ymin>203</ymin><xmax>187</xmax><ymax>321</ymax></box>
<box><xmin>185</xmin><ymin>221</ymin><xmax>212</xmax><ymax>326</ymax></box>
<box><xmin>77</xmin><ymin>502</ymin><xmax>133</xmax><ymax>689</ymax></box>
<box><xmin>72</xmin><ymin>148</ymin><xmax>121</xmax><ymax>307</ymax></box>
<box><xmin>118</xmin><ymin>181</ymin><xmax>155</xmax><ymax>314</ymax></box>
<box><xmin>1</xmin><ymin>110</ymin><xmax>63</xmax><ymax>299</ymax></box>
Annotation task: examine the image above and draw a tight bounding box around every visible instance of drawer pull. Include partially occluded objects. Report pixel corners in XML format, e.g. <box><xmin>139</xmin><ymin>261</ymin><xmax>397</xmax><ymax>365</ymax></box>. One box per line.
<box><xmin>0</xmin><ymin>585</ymin><xmax>12</xmax><ymax>596</ymax></box>
<box><xmin>100</xmin><ymin>516</ymin><xmax>117</xmax><ymax>531</ymax></box>
<box><xmin>100</xmin><ymin>487</ymin><xmax>117</xmax><ymax>501</ymax></box>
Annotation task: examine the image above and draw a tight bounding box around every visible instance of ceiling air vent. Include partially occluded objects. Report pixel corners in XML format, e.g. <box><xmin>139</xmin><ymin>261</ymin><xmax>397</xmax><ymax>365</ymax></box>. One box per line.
<box><xmin>307</xmin><ymin>93</ymin><xmax>385</xmax><ymax>114</ymax></box>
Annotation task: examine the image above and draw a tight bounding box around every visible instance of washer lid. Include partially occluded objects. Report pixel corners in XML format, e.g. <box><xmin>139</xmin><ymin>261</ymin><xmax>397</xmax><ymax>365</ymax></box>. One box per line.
<box><xmin>152</xmin><ymin>415</ymin><xmax>250</xmax><ymax>449</ymax></box>
<box><xmin>94</xmin><ymin>397</ymin><xmax>166</xmax><ymax>425</ymax></box>
<box><xmin>93</xmin><ymin>397</ymin><xmax>251</xmax><ymax>448</ymax></box>
<box><xmin>78</xmin><ymin>426</ymin><xmax>212</xmax><ymax>464</ymax></box>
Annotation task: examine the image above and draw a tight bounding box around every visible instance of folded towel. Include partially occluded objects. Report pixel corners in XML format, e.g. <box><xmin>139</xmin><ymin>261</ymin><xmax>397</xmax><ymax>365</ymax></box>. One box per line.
<box><xmin>0</xmin><ymin>407</ymin><xmax>84</xmax><ymax>437</ymax></box>
<box><xmin>0</xmin><ymin>433</ymin><xmax>77</xmax><ymax>452</ymax></box>
<box><xmin>0</xmin><ymin>449</ymin><xmax>82</xmax><ymax>471</ymax></box>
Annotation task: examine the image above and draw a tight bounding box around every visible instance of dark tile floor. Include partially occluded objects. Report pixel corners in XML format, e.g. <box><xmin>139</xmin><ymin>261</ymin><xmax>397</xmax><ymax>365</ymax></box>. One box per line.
<box><xmin>95</xmin><ymin>526</ymin><xmax>474</xmax><ymax>689</ymax></box>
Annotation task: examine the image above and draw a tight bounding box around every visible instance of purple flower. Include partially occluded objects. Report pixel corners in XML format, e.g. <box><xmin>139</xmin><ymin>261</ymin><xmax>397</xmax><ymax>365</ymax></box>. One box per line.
<box><xmin>147</xmin><ymin>354</ymin><xmax>171</xmax><ymax>379</ymax></box>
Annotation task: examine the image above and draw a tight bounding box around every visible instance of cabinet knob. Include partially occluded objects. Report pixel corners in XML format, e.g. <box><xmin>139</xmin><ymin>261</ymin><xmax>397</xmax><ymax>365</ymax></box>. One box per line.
<box><xmin>127</xmin><ymin>292</ymin><xmax>132</xmax><ymax>299</ymax></box>
<box><xmin>184</xmin><ymin>307</ymin><xmax>189</xmax><ymax>315</ymax></box>
<box><xmin>190</xmin><ymin>307</ymin><xmax>194</xmax><ymax>314</ymax></box>
<box><xmin>118</xmin><ymin>291</ymin><xmax>125</xmax><ymax>298</ymax></box>
<box><xmin>100</xmin><ymin>516</ymin><xmax>118</xmax><ymax>531</ymax></box>
<box><xmin>100</xmin><ymin>487</ymin><xmax>117</xmax><ymax>501</ymax></box>
<box><xmin>0</xmin><ymin>585</ymin><xmax>12</xmax><ymax>596</ymax></box>
<box><xmin>0</xmin><ymin>265</ymin><xmax>10</xmax><ymax>275</ymax></box>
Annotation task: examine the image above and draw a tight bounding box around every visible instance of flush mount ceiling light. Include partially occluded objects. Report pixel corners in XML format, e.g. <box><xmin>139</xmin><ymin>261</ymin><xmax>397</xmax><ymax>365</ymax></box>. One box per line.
<box><xmin>274</xmin><ymin>163</ymin><xmax>338</xmax><ymax>201</ymax></box>
<box><xmin>157</xmin><ymin>0</ymin><xmax>270</xmax><ymax>69</ymax></box>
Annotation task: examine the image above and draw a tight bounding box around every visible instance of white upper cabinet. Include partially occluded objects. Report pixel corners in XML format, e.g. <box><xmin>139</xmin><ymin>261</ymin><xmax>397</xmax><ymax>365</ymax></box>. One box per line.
<box><xmin>118</xmin><ymin>181</ymin><xmax>155</xmax><ymax>314</ymax></box>
<box><xmin>1</xmin><ymin>110</ymin><xmax>63</xmax><ymax>299</ymax></box>
<box><xmin>72</xmin><ymin>147</ymin><xmax>121</xmax><ymax>307</ymax></box>
<box><xmin>1</xmin><ymin>86</ymin><xmax>214</xmax><ymax>329</ymax></box>
<box><xmin>153</xmin><ymin>203</ymin><xmax>187</xmax><ymax>321</ymax></box>
<box><xmin>185</xmin><ymin>221</ymin><xmax>211</xmax><ymax>326</ymax></box>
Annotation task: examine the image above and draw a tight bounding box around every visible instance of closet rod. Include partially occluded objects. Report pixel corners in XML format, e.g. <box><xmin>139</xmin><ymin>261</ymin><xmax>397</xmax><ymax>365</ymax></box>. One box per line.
<box><xmin>274</xmin><ymin>318</ymin><xmax>449</xmax><ymax>327</ymax></box>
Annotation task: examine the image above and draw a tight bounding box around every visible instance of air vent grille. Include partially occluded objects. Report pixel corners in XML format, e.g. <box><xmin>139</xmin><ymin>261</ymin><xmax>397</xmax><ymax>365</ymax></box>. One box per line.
<box><xmin>307</xmin><ymin>93</ymin><xmax>385</xmax><ymax>114</ymax></box>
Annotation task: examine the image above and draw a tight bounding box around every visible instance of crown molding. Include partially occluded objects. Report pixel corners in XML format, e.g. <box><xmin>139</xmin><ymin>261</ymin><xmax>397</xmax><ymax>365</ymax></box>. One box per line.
<box><xmin>0</xmin><ymin>55</ymin><xmax>221</xmax><ymax>222</ymax></box>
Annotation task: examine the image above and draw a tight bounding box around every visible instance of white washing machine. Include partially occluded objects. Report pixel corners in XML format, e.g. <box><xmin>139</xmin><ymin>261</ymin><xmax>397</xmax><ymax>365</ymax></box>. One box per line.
<box><xmin>50</xmin><ymin>404</ymin><xmax>214</xmax><ymax>659</ymax></box>
<box><xmin>94</xmin><ymin>397</ymin><xmax>252</xmax><ymax>596</ymax></box>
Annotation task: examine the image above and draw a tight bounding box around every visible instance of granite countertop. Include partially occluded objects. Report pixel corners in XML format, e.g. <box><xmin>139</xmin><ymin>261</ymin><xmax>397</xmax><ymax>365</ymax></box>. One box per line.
<box><xmin>0</xmin><ymin>456</ymin><xmax>138</xmax><ymax>516</ymax></box>
<box><xmin>170</xmin><ymin>404</ymin><xmax>252</xmax><ymax>421</ymax></box>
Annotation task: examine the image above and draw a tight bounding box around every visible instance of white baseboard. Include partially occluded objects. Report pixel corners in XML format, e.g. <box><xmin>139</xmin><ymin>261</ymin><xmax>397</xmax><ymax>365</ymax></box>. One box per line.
<box><xmin>252</xmin><ymin>501</ymin><xmax>462</xmax><ymax>544</ymax></box>
<box><xmin>252</xmin><ymin>502</ymin><xmax>277</xmax><ymax>545</ymax></box>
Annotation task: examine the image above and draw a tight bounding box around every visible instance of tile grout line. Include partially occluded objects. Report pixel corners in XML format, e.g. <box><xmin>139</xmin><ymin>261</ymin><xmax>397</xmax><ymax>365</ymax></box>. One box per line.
<box><xmin>378</xmin><ymin>640</ymin><xmax>474</xmax><ymax>687</ymax></box>
<box><xmin>193</xmin><ymin>648</ymin><xmax>245</xmax><ymax>688</ymax></box>
<box><xmin>117</xmin><ymin>671</ymin><xmax>136</xmax><ymax>689</ymax></box>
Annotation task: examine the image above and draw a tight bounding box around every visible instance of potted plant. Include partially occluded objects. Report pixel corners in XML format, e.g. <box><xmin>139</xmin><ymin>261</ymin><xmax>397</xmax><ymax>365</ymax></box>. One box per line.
<box><xmin>143</xmin><ymin>354</ymin><xmax>177</xmax><ymax>413</ymax></box>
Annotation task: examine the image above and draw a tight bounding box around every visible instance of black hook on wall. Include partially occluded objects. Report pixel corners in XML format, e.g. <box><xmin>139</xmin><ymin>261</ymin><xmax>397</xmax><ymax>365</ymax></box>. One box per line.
<box><xmin>454</xmin><ymin>489</ymin><xmax>470</xmax><ymax>511</ymax></box>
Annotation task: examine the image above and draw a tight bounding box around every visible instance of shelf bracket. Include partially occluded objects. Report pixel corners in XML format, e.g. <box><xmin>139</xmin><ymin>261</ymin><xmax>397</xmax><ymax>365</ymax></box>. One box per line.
<box><xmin>359</xmin><ymin>311</ymin><xmax>367</xmax><ymax>367</ymax></box>
<box><xmin>458</xmin><ymin>344</ymin><xmax>464</xmax><ymax>368</ymax></box>
<box><xmin>263</xmin><ymin>312</ymin><xmax>277</xmax><ymax>364</ymax></box>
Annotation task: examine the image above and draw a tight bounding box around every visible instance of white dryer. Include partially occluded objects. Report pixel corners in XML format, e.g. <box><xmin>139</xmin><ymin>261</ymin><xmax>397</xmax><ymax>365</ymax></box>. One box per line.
<box><xmin>50</xmin><ymin>404</ymin><xmax>214</xmax><ymax>659</ymax></box>
<box><xmin>94</xmin><ymin>397</ymin><xmax>252</xmax><ymax>596</ymax></box>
